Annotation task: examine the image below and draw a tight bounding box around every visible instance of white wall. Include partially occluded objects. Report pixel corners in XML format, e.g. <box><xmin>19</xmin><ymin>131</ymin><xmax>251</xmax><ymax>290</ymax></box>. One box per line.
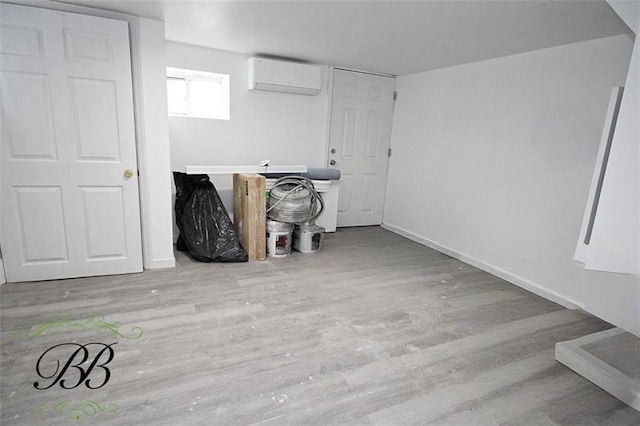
<box><xmin>0</xmin><ymin>231</ymin><xmax>4</xmax><ymax>284</ymax></box>
<box><xmin>166</xmin><ymin>43</ymin><xmax>330</xmax><ymax>170</ymax></box>
<box><xmin>383</xmin><ymin>35</ymin><xmax>639</xmax><ymax>335</ymax></box>
<box><xmin>132</xmin><ymin>18</ymin><xmax>176</xmax><ymax>269</ymax></box>
<box><xmin>165</xmin><ymin>42</ymin><xmax>330</xmax><ymax>235</ymax></box>
<box><xmin>0</xmin><ymin>68</ymin><xmax>2</xmax><ymax>282</ymax></box>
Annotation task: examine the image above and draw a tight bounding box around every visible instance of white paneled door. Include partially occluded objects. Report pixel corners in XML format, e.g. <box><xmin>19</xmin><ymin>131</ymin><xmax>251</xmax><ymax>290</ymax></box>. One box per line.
<box><xmin>328</xmin><ymin>69</ymin><xmax>395</xmax><ymax>227</ymax></box>
<box><xmin>0</xmin><ymin>4</ymin><xmax>142</xmax><ymax>282</ymax></box>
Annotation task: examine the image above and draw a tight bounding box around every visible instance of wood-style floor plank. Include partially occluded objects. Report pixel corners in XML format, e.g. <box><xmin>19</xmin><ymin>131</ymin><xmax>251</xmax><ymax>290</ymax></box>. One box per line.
<box><xmin>1</xmin><ymin>227</ymin><xmax>638</xmax><ymax>425</ymax></box>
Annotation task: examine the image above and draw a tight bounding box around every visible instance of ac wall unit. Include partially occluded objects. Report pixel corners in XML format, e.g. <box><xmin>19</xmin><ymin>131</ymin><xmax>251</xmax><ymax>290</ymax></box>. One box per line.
<box><xmin>248</xmin><ymin>57</ymin><xmax>321</xmax><ymax>95</ymax></box>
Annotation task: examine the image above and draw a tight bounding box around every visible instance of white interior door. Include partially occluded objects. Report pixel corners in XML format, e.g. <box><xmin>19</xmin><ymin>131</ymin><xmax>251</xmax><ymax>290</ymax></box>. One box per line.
<box><xmin>328</xmin><ymin>69</ymin><xmax>396</xmax><ymax>227</ymax></box>
<box><xmin>0</xmin><ymin>4</ymin><xmax>142</xmax><ymax>282</ymax></box>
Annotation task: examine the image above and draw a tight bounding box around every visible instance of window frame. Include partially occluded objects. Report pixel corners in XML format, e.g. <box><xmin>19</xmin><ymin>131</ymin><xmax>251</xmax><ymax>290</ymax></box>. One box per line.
<box><xmin>166</xmin><ymin>67</ymin><xmax>230</xmax><ymax>120</ymax></box>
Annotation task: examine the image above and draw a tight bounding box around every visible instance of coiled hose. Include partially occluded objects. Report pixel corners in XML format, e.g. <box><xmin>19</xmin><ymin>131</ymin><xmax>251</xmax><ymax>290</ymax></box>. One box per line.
<box><xmin>267</xmin><ymin>176</ymin><xmax>325</xmax><ymax>224</ymax></box>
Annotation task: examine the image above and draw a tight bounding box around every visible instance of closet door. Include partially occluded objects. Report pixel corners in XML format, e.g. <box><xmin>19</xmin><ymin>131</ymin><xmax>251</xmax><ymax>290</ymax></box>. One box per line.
<box><xmin>0</xmin><ymin>4</ymin><xmax>142</xmax><ymax>282</ymax></box>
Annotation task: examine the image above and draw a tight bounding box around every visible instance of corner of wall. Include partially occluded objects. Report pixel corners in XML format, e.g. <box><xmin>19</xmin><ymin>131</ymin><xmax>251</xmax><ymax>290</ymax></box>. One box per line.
<box><xmin>381</xmin><ymin>222</ymin><xmax>583</xmax><ymax>311</ymax></box>
<box><xmin>606</xmin><ymin>0</ymin><xmax>640</xmax><ymax>33</ymax></box>
<box><xmin>131</xmin><ymin>17</ymin><xmax>176</xmax><ymax>270</ymax></box>
<box><xmin>384</xmin><ymin>36</ymin><xmax>636</xmax><ymax>333</ymax></box>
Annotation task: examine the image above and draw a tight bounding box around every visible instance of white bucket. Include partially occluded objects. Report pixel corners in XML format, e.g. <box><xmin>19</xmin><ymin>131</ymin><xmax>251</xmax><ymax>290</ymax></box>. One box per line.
<box><xmin>266</xmin><ymin>220</ymin><xmax>293</xmax><ymax>257</ymax></box>
<box><xmin>293</xmin><ymin>223</ymin><xmax>325</xmax><ymax>253</ymax></box>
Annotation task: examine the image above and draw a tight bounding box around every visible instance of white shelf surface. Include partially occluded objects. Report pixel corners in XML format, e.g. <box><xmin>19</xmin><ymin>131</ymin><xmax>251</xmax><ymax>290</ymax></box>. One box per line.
<box><xmin>186</xmin><ymin>165</ymin><xmax>307</xmax><ymax>175</ymax></box>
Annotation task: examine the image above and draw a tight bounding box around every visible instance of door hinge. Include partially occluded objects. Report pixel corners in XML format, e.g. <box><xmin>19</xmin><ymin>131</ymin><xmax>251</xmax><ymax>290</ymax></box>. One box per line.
<box><xmin>388</xmin><ymin>148</ymin><xmax>392</xmax><ymax>157</ymax></box>
<box><xmin>393</xmin><ymin>91</ymin><xmax>397</xmax><ymax>101</ymax></box>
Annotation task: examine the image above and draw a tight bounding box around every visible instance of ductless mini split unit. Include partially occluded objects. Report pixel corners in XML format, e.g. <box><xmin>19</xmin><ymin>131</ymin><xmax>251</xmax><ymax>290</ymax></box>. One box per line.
<box><xmin>248</xmin><ymin>57</ymin><xmax>322</xmax><ymax>95</ymax></box>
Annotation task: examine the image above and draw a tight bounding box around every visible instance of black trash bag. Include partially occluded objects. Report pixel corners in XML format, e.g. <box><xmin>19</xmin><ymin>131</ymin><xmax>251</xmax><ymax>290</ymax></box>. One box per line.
<box><xmin>173</xmin><ymin>172</ymin><xmax>248</xmax><ymax>263</ymax></box>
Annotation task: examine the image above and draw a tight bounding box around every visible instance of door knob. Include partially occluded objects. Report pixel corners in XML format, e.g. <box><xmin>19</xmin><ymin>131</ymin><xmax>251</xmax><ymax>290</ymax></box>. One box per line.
<box><xmin>330</xmin><ymin>148</ymin><xmax>337</xmax><ymax>154</ymax></box>
<box><xmin>123</xmin><ymin>169</ymin><xmax>134</xmax><ymax>179</ymax></box>
<box><xmin>329</xmin><ymin>160</ymin><xmax>336</xmax><ymax>166</ymax></box>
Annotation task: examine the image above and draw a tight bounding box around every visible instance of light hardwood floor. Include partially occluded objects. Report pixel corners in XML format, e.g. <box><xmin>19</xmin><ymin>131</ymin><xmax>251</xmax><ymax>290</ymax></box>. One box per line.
<box><xmin>1</xmin><ymin>227</ymin><xmax>639</xmax><ymax>425</ymax></box>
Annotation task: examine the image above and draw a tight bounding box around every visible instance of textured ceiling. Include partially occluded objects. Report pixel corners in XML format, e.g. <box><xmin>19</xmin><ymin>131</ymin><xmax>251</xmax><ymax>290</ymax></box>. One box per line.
<box><xmin>55</xmin><ymin>0</ymin><xmax>631</xmax><ymax>75</ymax></box>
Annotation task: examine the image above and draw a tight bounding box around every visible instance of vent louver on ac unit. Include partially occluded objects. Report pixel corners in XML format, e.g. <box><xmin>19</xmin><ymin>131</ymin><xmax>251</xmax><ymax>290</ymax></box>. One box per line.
<box><xmin>248</xmin><ymin>57</ymin><xmax>321</xmax><ymax>95</ymax></box>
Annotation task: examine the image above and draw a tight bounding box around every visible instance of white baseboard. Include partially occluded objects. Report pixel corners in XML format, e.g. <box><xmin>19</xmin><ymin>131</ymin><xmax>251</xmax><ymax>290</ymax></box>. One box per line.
<box><xmin>145</xmin><ymin>257</ymin><xmax>176</xmax><ymax>269</ymax></box>
<box><xmin>381</xmin><ymin>222</ymin><xmax>582</xmax><ymax>310</ymax></box>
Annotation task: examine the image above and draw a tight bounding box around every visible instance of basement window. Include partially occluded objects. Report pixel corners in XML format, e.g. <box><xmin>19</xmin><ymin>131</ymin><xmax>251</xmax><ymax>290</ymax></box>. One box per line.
<box><xmin>166</xmin><ymin>67</ymin><xmax>230</xmax><ymax>120</ymax></box>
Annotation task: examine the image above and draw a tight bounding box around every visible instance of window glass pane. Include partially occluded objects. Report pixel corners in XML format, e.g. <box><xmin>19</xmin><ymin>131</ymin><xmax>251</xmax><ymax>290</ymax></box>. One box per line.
<box><xmin>167</xmin><ymin>78</ymin><xmax>187</xmax><ymax>114</ymax></box>
<box><xmin>166</xmin><ymin>68</ymin><xmax>230</xmax><ymax>120</ymax></box>
<box><xmin>190</xmin><ymin>80</ymin><xmax>222</xmax><ymax>117</ymax></box>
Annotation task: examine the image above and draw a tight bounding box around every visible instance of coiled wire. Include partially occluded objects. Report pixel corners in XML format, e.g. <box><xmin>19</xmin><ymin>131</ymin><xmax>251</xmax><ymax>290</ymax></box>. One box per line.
<box><xmin>267</xmin><ymin>176</ymin><xmax>325</xmax><ymax>224</ymax></box>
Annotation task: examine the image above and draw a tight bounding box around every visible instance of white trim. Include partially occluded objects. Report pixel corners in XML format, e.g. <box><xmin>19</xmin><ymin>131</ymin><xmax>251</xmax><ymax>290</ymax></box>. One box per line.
<box><xmin>323</xmin><ymin>65</ymin><xmax>335</xmax><ymax>167</ymax></box>
<box><xmin>4</xmin><ymin>1</ymin><xmax>137</xmax><ymax>22</ymax></box>
<box><xmin>144</xmin><ymin>257</ymin><xmax>176</xmax><ymax>269</ymax></box>
<box><xmin>167</xmin><ymin>67</ymin><xmax>228</xmax><ymax>81</ymax></box>
<box><xmin>0</xmin><ymin>259</ymin><xmax>6</xmax><ymax>284</ymax></box>
<box><xmin>381</xmin><ymin>222</ymin><xmax>583</xmax><ymax>310</ymax></box>
<box><xmin>126</xmin><ymin>17</ymin><xmax>152</xmax><ymax>271</ymax></box>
